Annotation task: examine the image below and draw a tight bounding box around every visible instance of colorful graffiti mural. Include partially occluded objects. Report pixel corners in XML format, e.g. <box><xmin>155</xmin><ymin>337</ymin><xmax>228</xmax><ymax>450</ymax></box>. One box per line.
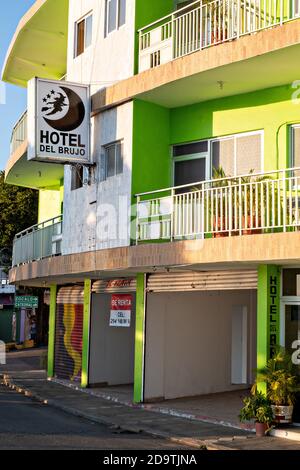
<box><xmin>55</xmin><ymin>303</ymin><xmax>83</xmax><ymax>381</ymax></box>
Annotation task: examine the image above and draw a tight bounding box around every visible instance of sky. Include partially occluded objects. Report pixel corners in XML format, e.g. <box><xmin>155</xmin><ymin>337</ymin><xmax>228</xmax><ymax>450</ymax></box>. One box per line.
<box><xmin>0</xmin><ymin>0</ymin><xmax>36</xmax><ymax>171</ymax></box>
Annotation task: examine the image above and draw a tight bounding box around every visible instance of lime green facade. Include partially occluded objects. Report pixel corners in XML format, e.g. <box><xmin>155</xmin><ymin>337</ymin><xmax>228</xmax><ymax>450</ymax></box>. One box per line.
<box><xmin>38</xmin><ymin>185</ymin><xmax>64</xmax><ymax>224</ymax></box>
<box><xmin>133</xmin><ymin>273</ymin><xmax>146</xmax><ymax>403</ymax></box>
<box><xmin>81</xmin><ymin>279</ymin><xmax>91</xmax><ymax>388</ymax></box>
<box><xmin>134</xmin><ymin>0</ymin><xmax>174</xmax><ymax>73</ymax></box>
<box><xmin>257</xmin><ymin>265</ymin><xmax>281</xmax><ymax>393</ymax></box>
<box><xmin>132</xmin><ymin>85</ymin><xmax>300</xmax><ymax>199</ymax></box>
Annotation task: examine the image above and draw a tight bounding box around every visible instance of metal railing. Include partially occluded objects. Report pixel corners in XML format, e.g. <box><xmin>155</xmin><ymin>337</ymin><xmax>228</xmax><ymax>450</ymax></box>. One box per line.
<box><xmin>136</xmin><ymin>168</ymin><xmax>300</xmax><ymax>242</ymax></box>
<box><xmin>12</xmin><ymin>215</ymin><xmax>63</xmax><ymax>266</ymax></box>
<box><xmin>139</xmin><ymin>0</ymin><xmax>300</xmax><ymax>72</ymax></box>
<box><xmin>10</xmin><ymin>111</ymin><xmax>28</xmax><ymax>155</ymax></box>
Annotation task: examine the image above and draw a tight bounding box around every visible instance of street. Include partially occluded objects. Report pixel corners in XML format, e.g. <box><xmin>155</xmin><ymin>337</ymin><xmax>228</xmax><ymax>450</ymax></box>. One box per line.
<box><xmin>0</xmin><ymin>384</ymin><xmax>190</xmax><ymax>450</ymax></box>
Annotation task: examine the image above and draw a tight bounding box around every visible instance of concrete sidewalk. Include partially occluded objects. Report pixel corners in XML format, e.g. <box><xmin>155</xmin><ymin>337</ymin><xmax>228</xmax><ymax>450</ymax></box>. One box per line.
<box><xmin>1</xmin><ymin>371</ymin><xmax>300</xmax><ymax>450</ymax></box>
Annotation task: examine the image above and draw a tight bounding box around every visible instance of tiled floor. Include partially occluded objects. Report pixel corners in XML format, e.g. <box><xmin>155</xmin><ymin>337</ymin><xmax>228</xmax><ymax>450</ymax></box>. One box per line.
<box><xmin>89</xmin><ymin>385</ymin><xmax>251</xmax><ymax>429</ymax></box>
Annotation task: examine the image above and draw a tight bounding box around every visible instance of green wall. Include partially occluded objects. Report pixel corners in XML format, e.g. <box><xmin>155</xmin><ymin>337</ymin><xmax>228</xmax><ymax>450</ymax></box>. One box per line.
<box><xmin>38</xmin><ymin>183</ymin><xmax>64</xmax><ymax>223</ymax></box>
<box><xmin>171</xmin><ymin>84</ymin><xmax>300</xmax><ymax>172</ymax></box>
<box><xmin>133</xmin><ymin>273</ymin><xmax>146</xmax><ymax>403</ymax></box>
<box><xmin>0</xmin><ymin>309</ymin><xmax>17</xmax><ymax>343</ymax></box>
<box><xmin>134</xmin><ymin>0</ymin><xmax>174</xmax><ymax>73</ymax></box>
<box><xmin>81</xmin><ymin>279</ymin><xmax>91</xmax><ymax>389</ymax></box>
<box><xmin>132</xmin><ymin>100</ymin><xmax>171</xmax><ymax>197</ymax></box>
<box><xmin>132</xmin><ymin>86</ymin><xmax>300</xmax><ymax>199</ymax></box>
<box><xmin>257</xmin><ymin>265</ymin><xmax>281</xmax><ymax>393</ymax></box>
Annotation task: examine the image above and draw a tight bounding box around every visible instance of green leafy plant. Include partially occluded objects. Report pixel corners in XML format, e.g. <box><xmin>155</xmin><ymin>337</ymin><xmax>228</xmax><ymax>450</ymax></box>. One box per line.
<box><xmin>253</xmin><ymin>347</ymin><xmax>300</xmax><ymax>406</ymax></box>
<box><xmin>239</xmin><ymin>391</ymin><xmax>273</xmax><ymax>424</ymax></box>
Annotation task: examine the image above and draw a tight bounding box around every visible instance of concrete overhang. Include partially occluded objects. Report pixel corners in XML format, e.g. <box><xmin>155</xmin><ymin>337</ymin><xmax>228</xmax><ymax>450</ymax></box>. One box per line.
<box><xmin>2</xmin><ymin>0</ymin><xmax>69</xmax><ymax>87</ymax></box>
<box><xmin>9</xmin><ymin>232</ymin><xmax>300</xmax><ymax>287</ymax></box>
<box><xmin>5</xmin><ymin>143</ymin><xmax>64</xmax><ymax>189</ymax></box>
<box><xmin>92</xmin><ymin>19</ymin><xmax>300</xmax><ymax>112</ymax></box>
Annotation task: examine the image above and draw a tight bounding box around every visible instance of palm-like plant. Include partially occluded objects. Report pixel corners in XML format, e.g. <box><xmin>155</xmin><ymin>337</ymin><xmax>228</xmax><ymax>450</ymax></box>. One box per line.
<box><xmin>253</xmin><ymin>348</ymin><xmax>299</xmax><ymax>406</ymax></box>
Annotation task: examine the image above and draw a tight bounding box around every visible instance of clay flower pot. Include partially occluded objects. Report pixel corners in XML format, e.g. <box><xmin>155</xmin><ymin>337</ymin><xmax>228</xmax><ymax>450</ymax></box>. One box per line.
<box><xmin>255</xmin><ymin>422</ymin><xmax>268</xmax><ymax>437</ymax></box>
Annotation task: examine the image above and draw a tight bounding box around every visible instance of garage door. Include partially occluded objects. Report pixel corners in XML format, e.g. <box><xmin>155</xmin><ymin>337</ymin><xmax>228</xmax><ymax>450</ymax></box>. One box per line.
<box><xmin>147</xmin><ymin>270</ymin><xmax>258</xmax><ymax>292</ymax></box>
<box><xmin>54</xmin><ymin>286</ymin><xmax>84</xmax><ymax>382</ymax></box>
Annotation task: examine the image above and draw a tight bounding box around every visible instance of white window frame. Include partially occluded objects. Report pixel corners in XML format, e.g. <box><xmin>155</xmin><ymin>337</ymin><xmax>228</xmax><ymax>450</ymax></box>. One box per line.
<box><xmin>290</xmin><ymin>124</ymin><xmax>300</xmax><ymax>168</ymax></box>
<box><xmin>172</xmin><ymin>130</ymin><xmax>264</xmax><ymax>186</ymax></box>
<box><xmin>105</xmin><ymin>0</ymin><xmax>126</xmax><ymax>37</ymax></box>
<box><xmin>173</xmin><ymin>153</ymin><xmax>210</xmax><ymax>187</ymax></box>
<box><xmin>101</xmin><ymin>140</ymin><xmax>124</xmax><ymax>181</ymax></box>
<box><xmin>74</xmin><ymin>12</ymin><xmax>93</xmax><ymax>58</ymax></box>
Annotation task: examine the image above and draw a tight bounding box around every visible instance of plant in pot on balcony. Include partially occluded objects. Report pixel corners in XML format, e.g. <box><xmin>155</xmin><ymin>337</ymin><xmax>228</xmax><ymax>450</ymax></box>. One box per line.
<box><xmin>254</xmin><ymin>347</ymin><xmax>300</xmax><ymax>425</ymax></box>
<box><xmin>239</xmin><ymin>170</ymin><xmax>275</xmax><ymax>235</ymax></box>
<box><xmin>211</xmin><ymin>166</ymin><xmax>232</xmax><ymax>237</ymax></box>
<box><xmin>239</xmin><ymin>390</ymin><xmax>273</xmax><ymax>437</ymax></box>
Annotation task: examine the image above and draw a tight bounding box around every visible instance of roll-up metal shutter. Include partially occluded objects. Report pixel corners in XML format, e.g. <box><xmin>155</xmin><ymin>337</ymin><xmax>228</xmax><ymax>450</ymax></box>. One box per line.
<box><xmin>54</xmin><ymin>286</ymin><xmax>84</xmax><ymax>382</ymax></box>
<box><xmin>147</xmin><ymin>270</ymin><xmax>257</xmax><ymax>292</ymax></box>
<box><xmin>92</xmin><ymin>278</ymin><xmax>136</xmax><ymax>294</ymax></box>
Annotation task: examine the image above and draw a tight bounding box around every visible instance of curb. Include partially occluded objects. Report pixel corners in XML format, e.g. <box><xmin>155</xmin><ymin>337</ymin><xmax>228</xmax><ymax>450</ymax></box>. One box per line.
<box><xmin>0</xmin><ymin>374</ymin><xmax>238</xmax><ymax>450</ymax></box>
<box><xmin>51</xmin><ymin>377</ymin><xmax>253</xmax><ymax>433</ymax></box>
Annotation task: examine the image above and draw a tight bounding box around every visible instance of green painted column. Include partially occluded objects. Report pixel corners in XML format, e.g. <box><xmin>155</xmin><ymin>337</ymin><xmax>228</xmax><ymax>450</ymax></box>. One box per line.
<box><xmin>81</xmin><ymin>279</ymin><xmax>91</xmax><ymax>388</ymax></box>
<box><xmin>134</xmin><ymin>273</ymin><xmax>147</xmax><ymax>403</ymax></box>
<box><xmin>47</xmin><ymin>285</ymin><xmax>57</xmax><ymax>378</ymax></box>
<box><xmin>257</xmin><ymin>265</ymin><xmax>281</xmax><ymax>393</ymax></box>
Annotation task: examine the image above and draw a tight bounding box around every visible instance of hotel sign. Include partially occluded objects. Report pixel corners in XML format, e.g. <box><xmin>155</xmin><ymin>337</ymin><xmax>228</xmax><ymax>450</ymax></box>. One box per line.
<box><xmin>28</xmin><ymin>78</ymin><xmax>91</xmax><ymax>164</ymax></box>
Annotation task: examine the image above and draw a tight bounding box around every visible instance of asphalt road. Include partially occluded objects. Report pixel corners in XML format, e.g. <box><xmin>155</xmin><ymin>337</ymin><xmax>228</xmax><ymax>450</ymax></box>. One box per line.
<box><xmin>0</xmin><ymin>384</ymin><xmax>190</xmax><ymax>450</ymax></box>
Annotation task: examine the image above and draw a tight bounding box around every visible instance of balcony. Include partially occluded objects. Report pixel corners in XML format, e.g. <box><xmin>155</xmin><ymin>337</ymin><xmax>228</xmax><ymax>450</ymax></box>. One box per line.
<box><xmin>6</xmin><ymin>110</ymin><xmax>64</xmax><ymax>189</ymax></box>
<box><xmin>139</xmin><ymin>0</ymin><xmax>300</xmax><ymax>72</ymax></box>
<box><xmin>136</xmin><ymin>168</ymin><xmax>300</xmax><ymax>242</ymax></box>
<box><xmin>12</xmin><ymin>216</ymin><xmax>63</xmax><ymax>267</ymax></box>
<box><xmin>10</xmin><ymin>111</ymin><xmax>27</xmax><ymax>155</ymax></box>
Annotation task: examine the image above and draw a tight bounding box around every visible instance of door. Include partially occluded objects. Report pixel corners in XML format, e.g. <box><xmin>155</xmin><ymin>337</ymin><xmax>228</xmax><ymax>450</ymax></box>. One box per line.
<box><xmin>282</xmin><ymin>302</ymin><xmax>300</xmax><ymax>423</ymax></box>
<box><xmin>282</xmin><ymin>303</ymin><xmax>300</xmax><ymax>365</ymax></box>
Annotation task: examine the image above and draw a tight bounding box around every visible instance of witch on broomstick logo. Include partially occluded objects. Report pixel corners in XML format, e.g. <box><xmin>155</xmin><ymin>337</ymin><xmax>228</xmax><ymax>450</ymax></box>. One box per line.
<box><xmin>41</xmin><ymin>86</ymin><xmax>85</xmax><ymax>132</ymax></box>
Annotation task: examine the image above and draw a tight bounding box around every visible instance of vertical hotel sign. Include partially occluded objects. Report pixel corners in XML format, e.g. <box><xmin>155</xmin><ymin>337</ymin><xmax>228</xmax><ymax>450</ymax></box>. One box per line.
<box><xmin>268</xmin><ymin>268</ymin><xmax>280</xmax><ymax>358</ymax></box>
<box><xmin>27</xmin><ymin>78</ymin><xmax>91</xmax><ymax>164</ymax></box>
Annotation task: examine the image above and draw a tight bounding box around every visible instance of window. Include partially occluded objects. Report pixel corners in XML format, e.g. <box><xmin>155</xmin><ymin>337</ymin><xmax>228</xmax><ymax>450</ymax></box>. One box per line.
<box><xmin>71</xmin><ymin>166</ymin><xmax>92</xmax><ymax>190</ymax></box>
<box><xmin>105</xmin><ymin>0</ymin><xmax>126</xmax><ymax>36</ymax></box>
<box><xmin>71</xmin><ymin>166</ymin><xmax>84</xmax><ymax>190</ymax></box>
<box><xmin>100</xmin><ymin>142</ymin><xmax>124</xmax><ymax>181</ymax></box>
<box><xmin>211</xmin><ymin>132</ymin><xmax>263</xmax><ymax>177</ymax></box>
<box><xmin>172</xmin><ymin>131</ymin><xmax>263</xmax><ymax>190</ymax></box>
<box><xmin>173</xmin><ymin>142</ymin><xmax>209</xmax><ymax>191</ymax></box>
<box><xmin>75</xmin><ymin>13</ymin><xmax>93</xmax><ymax>57</ymax></box>
<box><xmin>291</xmin><ymin>126</ymin><xmax>300</xmax><ymax>172</ymax></box>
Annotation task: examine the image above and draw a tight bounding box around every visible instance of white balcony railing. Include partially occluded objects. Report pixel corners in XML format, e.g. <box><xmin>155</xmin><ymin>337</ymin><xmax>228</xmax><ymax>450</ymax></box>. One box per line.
<box><xmin>139</xmin><ymin>0</ymin><xmax>300</xmax><ymax>72</ymax></box>
<box><xmin>10</xmin><ymin>110</ymin><xmax>27</xmax><ymax>155</ymax></box>
<box><xmin>12</xmin><ymin>215</ymin><xmax>63</xmax><ymax>267</ymax></box>
<box><xmin>136</xmin><ymin>168</ymin><xmax>300</xmax><ymax>242</ymax></box>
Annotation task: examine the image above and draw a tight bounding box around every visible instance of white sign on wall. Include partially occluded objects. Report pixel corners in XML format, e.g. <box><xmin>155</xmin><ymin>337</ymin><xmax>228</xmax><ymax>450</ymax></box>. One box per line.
<box><xmin>109</xmin><ymin>294</ymin><xmax>132</xmax><ymax>328</ymax></box>
<box><xmin>27</xmin><ymin>78</ymin><xmax>91</xmax><ymax>164</ymax></box>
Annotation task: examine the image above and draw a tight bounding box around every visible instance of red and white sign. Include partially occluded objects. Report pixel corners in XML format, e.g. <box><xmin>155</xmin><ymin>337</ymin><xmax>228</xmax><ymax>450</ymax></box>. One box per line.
<box><xmin>110</xmin><ymin>294</ymin><xmax>132</xmax><ymax>328</ymax></box>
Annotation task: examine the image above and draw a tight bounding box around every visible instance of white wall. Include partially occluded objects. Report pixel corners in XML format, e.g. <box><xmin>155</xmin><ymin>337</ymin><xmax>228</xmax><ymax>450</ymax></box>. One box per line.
<box><xmin>67</xmin><ymin>0</ymin><xmax>136</xmax><ymax>94</ymax></box>
<box><xmin>89</xmin><ymin>293</ymin><xmax>136</xmax><ymax>386</ymax></box>
<box><xmin>62</xmin><ymin>1</ymin><xmax>135</xmax><ymax>255</ymax></box>
<box><xmin>144</xmin><ymin>290</ymin><xmax>257</xmax><ymax>401</ymax></box>
<box><xmin>62</xmin><ymin>101</ymin><xmax>133</xmax><ymax>254</ymax></box>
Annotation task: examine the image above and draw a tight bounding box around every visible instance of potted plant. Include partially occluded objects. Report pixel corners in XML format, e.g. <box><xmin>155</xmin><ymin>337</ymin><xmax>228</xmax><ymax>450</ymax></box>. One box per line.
<box><xmin>239</xmin><ymin>170</ymin><xmax>274</xmax><ymax>235</ymax></box>
<box><xmin>211</xmin><ymin>166</ymin><xmax>232</xmax><ymax>237</ymax></box>
<box><xmin>254</xmin><ymin>348</ymin><xmax>300</xmax><ymax>424</ymax></box>
<box><xmin>239</xmin><ymin>390</ymin><xmax>273</xmax><ymax>437</ymax></box>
